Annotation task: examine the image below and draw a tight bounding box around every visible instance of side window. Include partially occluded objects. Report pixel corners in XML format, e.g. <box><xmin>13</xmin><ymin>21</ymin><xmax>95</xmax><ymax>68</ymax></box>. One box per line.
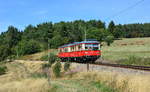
<box><xmin>93</xmin><ymin>44</ymin><xmax>98</xmax><ymax>50</ymax></box>
<box><xmin>73</xmin><ymin>46</ymin><xmax>74</xmax><ymax>51</ymax></box>
<box><xmin>79</xmin><ymin>45</ymin><xmax>82</xmax><ymax>51</ymax></box>
<box><xmin>85</xmin><ymin>44</ymin><xmax>99</xmax><ymax>50</ymax></box>
<box><xmin>85</xmin><ymin>44</ymin><xmax>92</xmax><ymax>50</ymax></box>
<box><xmin>76</xmin><ymin>45</ymin><xmax>79</xmax><ymax>51</ymax></box>
<box><xmin>85</xmin><ymin>44</ymin><xmax>88</xmax><ymax>50</ymax></box>
<box><xmin>64</xmin><ymin>48</ymin><xmax>68</xmax><ymax>52</ymax></box>
<box><xmin>68</xmin><ymin>47</ymin><xmax>71</xmax><ymax>52</ymax></box>
<box><xmin>70</xmin><ymin>47</ymin><xmax>73</xmax><ymax>52</ymax></box>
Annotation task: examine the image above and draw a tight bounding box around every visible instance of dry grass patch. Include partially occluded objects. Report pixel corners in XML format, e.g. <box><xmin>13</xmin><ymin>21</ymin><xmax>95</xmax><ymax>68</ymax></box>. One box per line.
<box><xmin>72</xmin><ymin>71</ymin><xmax>150</xmax><ymax>92</ymax></box>
<box><xmin>0</xmin><ymin>78</ymin><xmax>50</xmax><ymax>92</ymax></box>
<box><xmin>19</xmin><ymin>49</ymin><xmax>58</xmax><ymax>61</ymax></box>
<box><xmin>17</xmin><ymin>60</ymin><xmax>45</xmax><ymax>73</ymax></box>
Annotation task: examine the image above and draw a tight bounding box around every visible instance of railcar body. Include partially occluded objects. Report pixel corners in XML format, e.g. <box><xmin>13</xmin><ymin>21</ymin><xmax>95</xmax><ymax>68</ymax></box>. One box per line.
<box><xmin>58</xmin><ymin>39</ymin><xmax>101</xmax><ymax>63</ymax></box>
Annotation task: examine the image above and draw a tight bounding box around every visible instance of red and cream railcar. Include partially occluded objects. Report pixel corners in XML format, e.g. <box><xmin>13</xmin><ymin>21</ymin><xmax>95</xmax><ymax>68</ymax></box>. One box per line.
<box><xmin>58</xmin><ymin>40</ymin><xmax>101</xmax><ymax>63</ymax></box>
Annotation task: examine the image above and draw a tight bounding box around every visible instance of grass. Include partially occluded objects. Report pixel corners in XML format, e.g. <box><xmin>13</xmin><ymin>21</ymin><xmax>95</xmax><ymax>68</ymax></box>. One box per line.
<box><xmin>91</xmin><ymin>81</ymin><xmax>116</xmax><ymax>92</ymax></box>
<box><xmin>0</xmin><ymin>78</ymin><xmax>50</xmax><ymax>92</ymax></box>
<box><xmin>0</xmin><ymin>61</ymin><xmax>50</xmax><ymax>92</ymax></box>
<box><xmin>72</xmin><ymin>71</ymin><xmax>150</xmax><ymax>92</ymax></box>
<box><xmin>0</xmin><ymin>59</ymin><xmax>149</xmax><ymax>92</ymax></box>
<box><xmin>18</xmin><ymin>49</ymin><xmax>58</xmax><ymax>61</ymax></box>
<box><xmin>0</xmin><ymin>65</ymin><xmax>7</xmax><ymax>75</ymax></box>
<box><xmin>49</xmin><ymin>79</ymin><xmax>116</xmax><ymax>92</ymax></box>
<box><xmin>0</xmin><ymin>61</ymin><xmax>117</xmax><ymax>92</ymax></box>
<box><xmin>102</xmin><ymin>37</ymin><xmax>150</xmax><ymax>65</ymax></box>
<box><xmin>116</xmin><ymin>56</ymin><xmax>150</xmax><ymax>66</ymax></box>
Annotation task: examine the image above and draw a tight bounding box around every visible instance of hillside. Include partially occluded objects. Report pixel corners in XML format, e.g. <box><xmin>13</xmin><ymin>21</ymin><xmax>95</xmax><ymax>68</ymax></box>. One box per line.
<box><xmin>0</xmin><ymin>60</ymin><xmax>117</xmax><ymax>92</ymax></box>
<box><xmin>103</xmin><ymin>37</ymin><xmax>150</xmax><ymax>65</ymax></box>
<box><xmin>0</xmin><ymin>60</ymin><xmax>150</xmax><ymax>92</ymax></box>
<box><xmin>20</xmin><ymin>37</ymin><xmax>150</xmax><ymax>66</ymax></box>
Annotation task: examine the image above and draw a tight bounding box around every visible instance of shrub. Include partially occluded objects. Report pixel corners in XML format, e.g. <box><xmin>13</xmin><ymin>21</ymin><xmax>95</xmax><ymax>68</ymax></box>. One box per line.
<box><xmin>53</xmin><ymin>61</ymin><xmax>61</xmax><ymax>77</ymax></box>
<box><xmin>40</xmin><ymin>53</ymin><xmax>57</xmax><ymax>65</ymax></box>
<box><xmin>30</xmin><ymin>72</ymin><xmax>48</xmax><ymax>78</ymax></box>
<box><xmin>42</xmin><ymin>63</ymin><xmax>51</xmax><ymax>69</ymax></box>
<box><xmin>64</xmin><ymin>62</ymin><xmax>70</xmax><ymax>71</ymax></box>
<box><xmin>0</xmin><ymin>65</ymin><xmax>7</xmax><ymax>75</ymax></box>
<box><xmin>104</xmin><ymin>35</ymin><xmax>114</xmax><ymax>46</ymax></box>
<box><xmin>15</xmin><ymin>40</ymin><xmax>41</xmax><ymax>56</ymax></box>
<box><xmin>41</xmin><ymin>52</ymin><xmax>58</xmax><ymax>68</ymax></box>
<box><xmin>6</xmin><ymin>55</ymin><xmax>16</xmax><ymax>62</ymax></box>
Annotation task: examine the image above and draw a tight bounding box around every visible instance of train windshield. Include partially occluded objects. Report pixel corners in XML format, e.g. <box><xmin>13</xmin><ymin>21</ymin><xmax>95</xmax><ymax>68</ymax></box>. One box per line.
<box><xmin>85</xmin><ymin>44</ymin><xmax>99</xmax><ymax>50</ymax></box>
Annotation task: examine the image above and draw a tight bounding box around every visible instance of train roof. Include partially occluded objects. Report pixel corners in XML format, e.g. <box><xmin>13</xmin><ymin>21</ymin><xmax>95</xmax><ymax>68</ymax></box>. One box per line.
<box><xmin>59</xmin><ymin>40</ymin><xmax>99</xmax><ymax>48</ymax></box>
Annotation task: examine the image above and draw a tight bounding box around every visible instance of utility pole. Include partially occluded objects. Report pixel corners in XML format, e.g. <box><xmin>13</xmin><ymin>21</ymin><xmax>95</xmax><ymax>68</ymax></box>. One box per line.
<box><xmin>84</xmin><ymin>27</ymin><xmax>89</xmax><ymax>71</ymax></box>
<box><xmin>17</xmin><ymin>46</ymin><xmax>19</xmax><ymax>59</ymax></box>
<box><xmin>47</xmin><ymin>33</ymin><xmax>51</xmax><ymax>85</ymax></box>
<box><xmin>85</xmin><ymin>27</ymin><xmax>86</xmax><ymax>41</ymax></box>
<box><xmin>48</xmin><ymin>38</ymin><xmax>50</xmax><ymax>61</ymax></box>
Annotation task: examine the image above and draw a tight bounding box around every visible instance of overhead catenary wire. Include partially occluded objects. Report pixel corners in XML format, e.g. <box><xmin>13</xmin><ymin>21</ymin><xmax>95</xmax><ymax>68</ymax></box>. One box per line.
<box><xmin>104</xmin><ymin>0</ymin><xmax>145</xmax><ymax>22</ymax></box>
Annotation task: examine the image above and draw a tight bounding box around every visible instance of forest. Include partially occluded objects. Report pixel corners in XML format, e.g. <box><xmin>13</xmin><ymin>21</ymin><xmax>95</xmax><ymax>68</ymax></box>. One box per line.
<box><xmin>0</xmin><ymin>20</ymin><xmax>150</xmax><ymax>61</ymax></box>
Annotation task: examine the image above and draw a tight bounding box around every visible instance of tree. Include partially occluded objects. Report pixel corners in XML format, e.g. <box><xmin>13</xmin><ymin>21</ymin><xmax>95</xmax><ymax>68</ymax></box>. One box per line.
<box><xmin>87</xmin><ymin>28</ymin><xmax>110</xmax><ymax>42</ymax></box>
<box><xmin>114</xmin><ymin>24</ymin><xmax>124</xmax><ymax>38</ymax></box>
<box><xmin>0</xmin><ymin>26</ymin><xmax>21</xmax><ymax>61</ymax></box>
<box><xmin>105</xmin><ymin>35</ymin><xmax>114</xmax><ymax>46</ymax></box>
<box><xmin>108</xmin><ymin>21</ymin><xmax>115</xmax><ymax>35</ymax></box>
<box><xmin>0</xmin><ymin>45</ymin><xmax>10</xmax><ymax>61</ymax></box>
<box><xmin>36</xmin><ymin>22</ymin><xmax>53</xmax><ymax>50</ymax></box>
<box><xmin>1</xmin><ymin>19</ymin><xmax>150</xmax><ymax>61</ymax></box>
<box><xmin>22</xmin><ymin>25</ymin><xmax>37</xmax><ymax>40</ymax></box>
<box><xmin>5</xmin><ymin>26</ymin><xmax>21</xmax><ymax>48</ymax></box>
<box><xmin>15</xmin><ymin>40</ymin><xmax>41</xmax><ymax>56</ymax></box>
<box><xmin>49</xmin><ymin>34</ymin><xmax>66</xmax><ymax>48</ymax></box>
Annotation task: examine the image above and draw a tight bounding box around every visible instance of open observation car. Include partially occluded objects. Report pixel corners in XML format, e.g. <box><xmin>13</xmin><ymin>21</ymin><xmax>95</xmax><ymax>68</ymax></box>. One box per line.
<box><xmin>58</xmin><ymin>39</ymin><xmax>101</xmax><ymax>63</ymax></box>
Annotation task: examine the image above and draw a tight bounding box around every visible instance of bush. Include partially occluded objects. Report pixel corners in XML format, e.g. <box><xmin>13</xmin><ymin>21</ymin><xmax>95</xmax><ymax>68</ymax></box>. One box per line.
<box><xmin>40</xmin><ymin>53</ymin><xmax>57</xmax><ymax>66</ymax></box>
<box><xmin>42</xmin><ymin>63</ymin><xmax>51</xmax><ymax>69</ymax></box>
<box><xmin>104</xmin><ymin>35</ymin><xmax>114</xmax><ymax>46</ymax></box>
<box><xmin>0</xmin><ymin>45</ymin><xmax>10</xmax><ymax>62</ymax></box>
<box><xmin>6</xmin><ymin>55</ymin><xmax>16</xmax><ymax>62</ymax></box>
<box><xmin>0</xmin><ymin>65</ymin><xmax>7</xmax><ymax>75</ymax></box>
<box><xmin>53</xmin><ymin>61</ymin><xmax>61</xmax><ymax>77</ymax></box>
<box><xmin>30</xmin><ymin>72</ymin><xmax>48</xmax><ymax>78</ymax></box>
<box><xmin>15</xmin><ymin>40</ymin><xmax>41</xmax><ymax>56</ymax></box>
<box><xmin>64</xmin><ymin>62</ymin><xmax>70</xmax><ymax>71</ymax></box>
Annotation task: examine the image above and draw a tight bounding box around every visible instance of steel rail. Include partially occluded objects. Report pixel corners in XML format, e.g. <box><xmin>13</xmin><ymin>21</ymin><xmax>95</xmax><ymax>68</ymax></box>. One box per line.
<box><xmin>92</xmin><ymin>63</ymin><xmax>150</xmax><ymax>71</ymax></box>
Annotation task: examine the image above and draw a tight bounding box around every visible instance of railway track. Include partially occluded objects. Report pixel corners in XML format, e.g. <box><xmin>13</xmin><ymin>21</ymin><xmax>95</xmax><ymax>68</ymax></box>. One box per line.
<box><xmin>61</xmin><ymin>59</ymin><xmax>150</xmax><ymax>72</ymax></box>
<box><xmin>92</xmin><ymin>62</ymin><xmax>150</xmax><ymax>71</ymax></box>
<box><xmin>16</xmin><ymin>60</ymin><xmax>150</xmax><ymax>72</ymax></box>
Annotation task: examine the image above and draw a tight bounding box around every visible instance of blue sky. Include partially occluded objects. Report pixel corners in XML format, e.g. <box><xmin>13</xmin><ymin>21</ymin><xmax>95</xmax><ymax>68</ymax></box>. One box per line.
<box><xmin>0</xmin><ymin>0</ymin><xmax>149</xmax><ymax>32</ymax></box>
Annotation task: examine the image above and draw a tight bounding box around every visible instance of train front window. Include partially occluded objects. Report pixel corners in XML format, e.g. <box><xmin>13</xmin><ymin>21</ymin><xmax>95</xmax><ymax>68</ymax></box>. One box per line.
<box><xmin>93</xmin><ymin>44</ymin><xmax>99</xmax><ymax>50</ymax></box>
<box><xmin>85</xmin><ymin>44</ymin><xmax>99</xmax><ymax>50</ymax></box>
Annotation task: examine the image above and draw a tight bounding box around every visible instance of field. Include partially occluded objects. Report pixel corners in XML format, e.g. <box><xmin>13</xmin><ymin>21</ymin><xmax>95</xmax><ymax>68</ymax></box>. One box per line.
<box><xmin>102</xmin><ymin>37</ymin><xmax>150</xmax><ymax>65</ymax></box>
<box><xmin>0</xmin><ymin>61</ymin><xmax>117</xmax><ymax>92</ymax></box>
<box><xmin>0</xmin><ymin>60</ymin><xmax>149</xmax><ymax>92</ymax></box>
